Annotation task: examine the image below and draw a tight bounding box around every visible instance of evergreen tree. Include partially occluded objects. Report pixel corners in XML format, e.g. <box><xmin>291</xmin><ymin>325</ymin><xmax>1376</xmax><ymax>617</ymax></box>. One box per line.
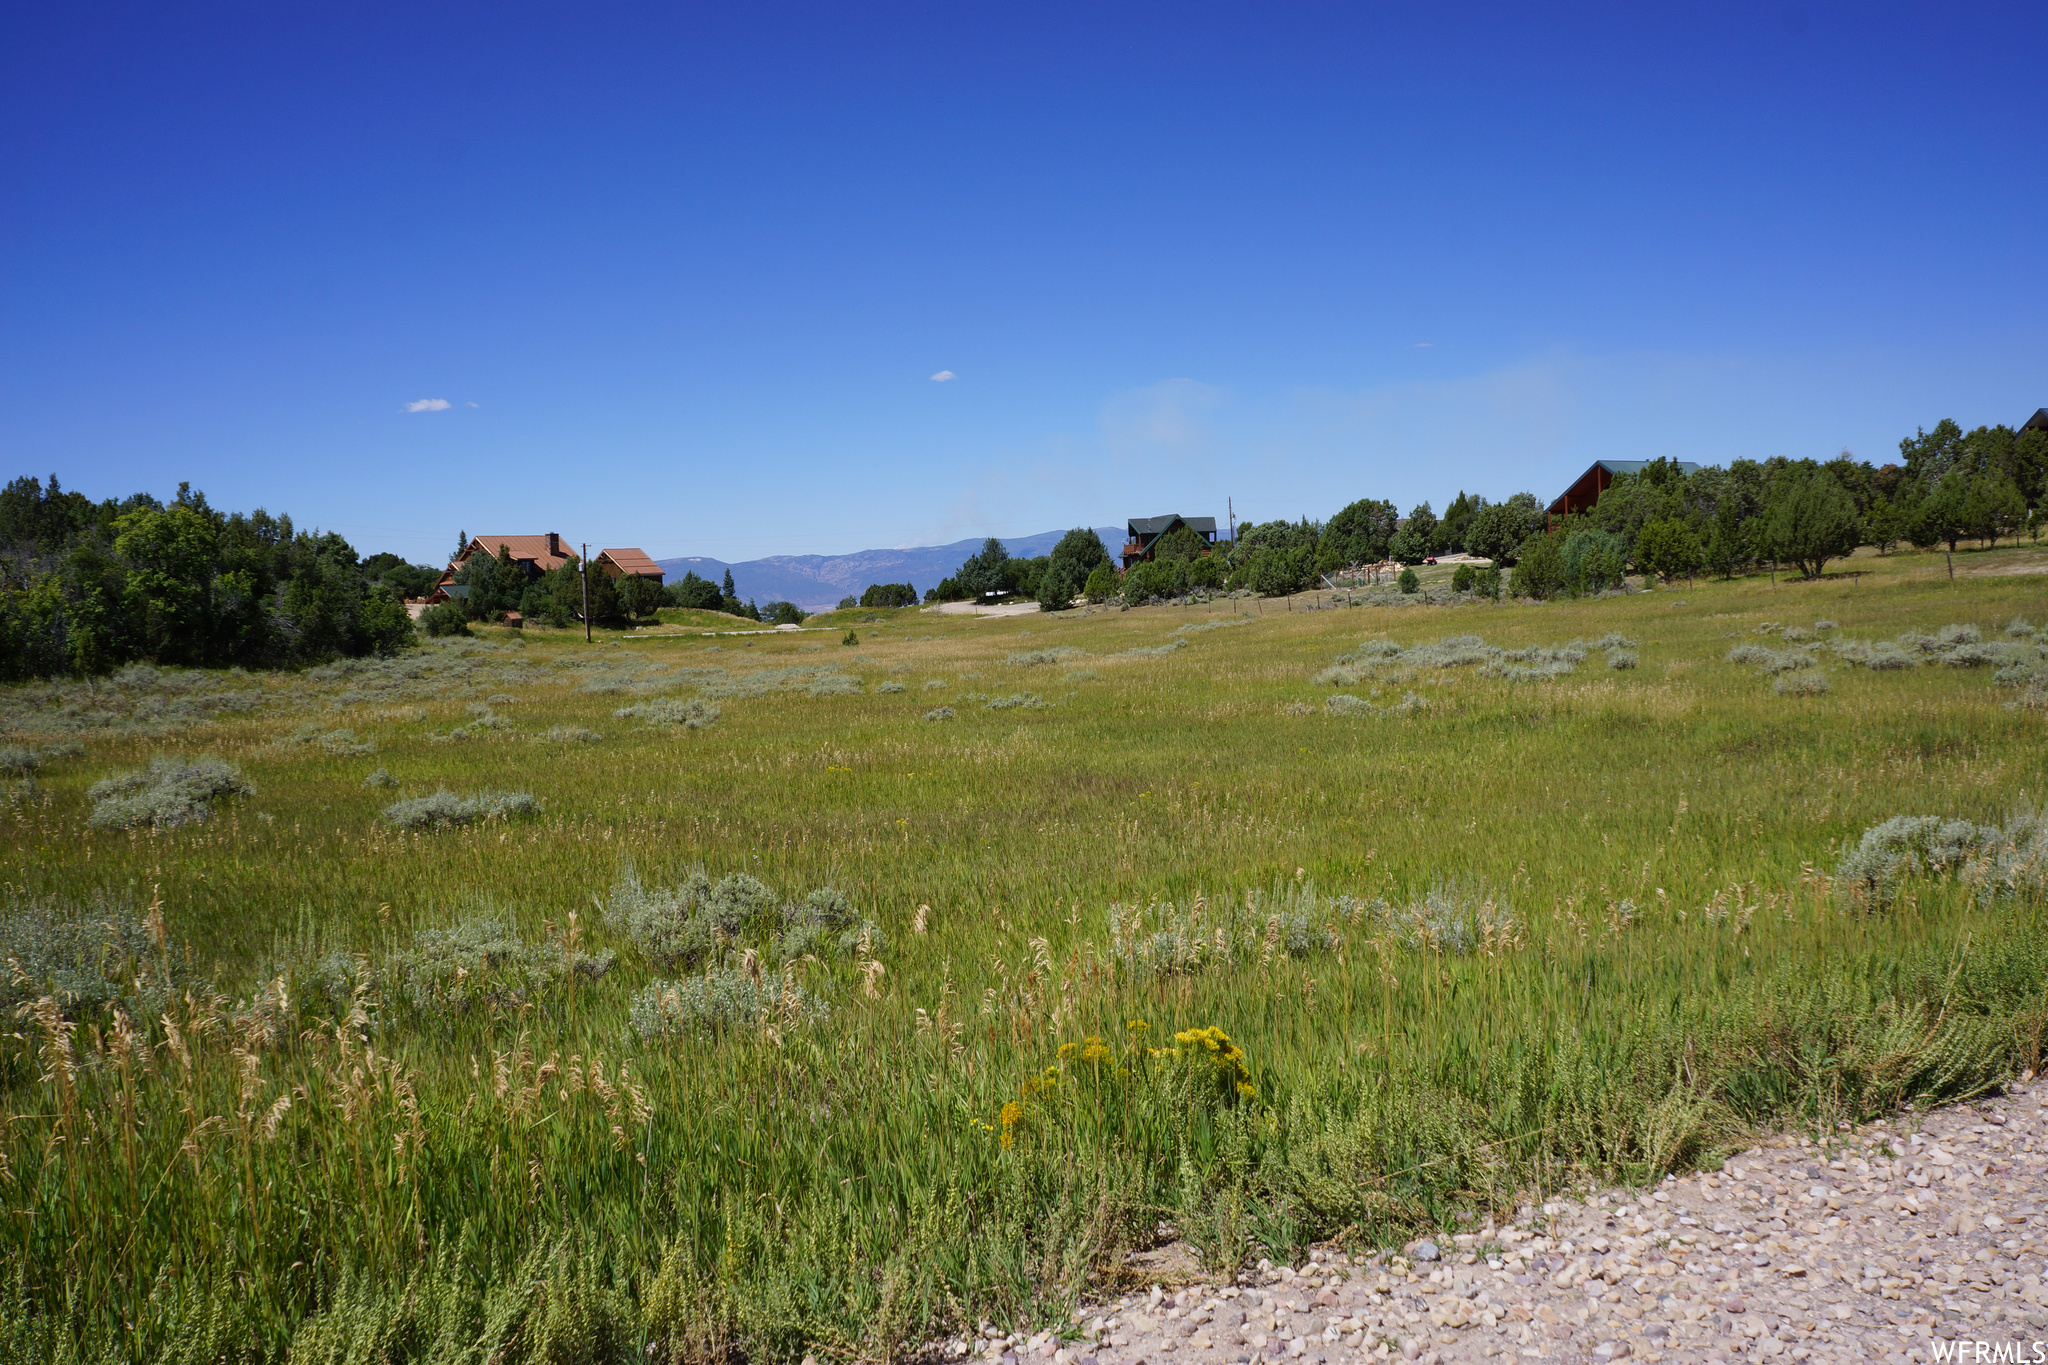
<box><xmin>1763</xmin><ymin>467</ymin><xmax>1861</xmax><ymax>579</ymax></box>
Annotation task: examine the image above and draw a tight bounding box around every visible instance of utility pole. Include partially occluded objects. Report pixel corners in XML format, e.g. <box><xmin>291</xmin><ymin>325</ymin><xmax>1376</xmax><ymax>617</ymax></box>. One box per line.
<box><xmin>1227</xmin><ymin>497</ymin><xmax>1235</xmax><ymax>545</ymax></box>
<box><xmin>580</xmin><ymin>542</ymin><xmax>591</xmax><ymax>642</ymax></box>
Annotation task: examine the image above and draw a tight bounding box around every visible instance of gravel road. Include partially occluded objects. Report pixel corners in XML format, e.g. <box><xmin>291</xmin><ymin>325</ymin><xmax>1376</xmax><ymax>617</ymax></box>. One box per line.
<box><xmin>942</xmin><ymin>1079</ymin><xmax>2047</xmax><ymax>1365</ymax></box>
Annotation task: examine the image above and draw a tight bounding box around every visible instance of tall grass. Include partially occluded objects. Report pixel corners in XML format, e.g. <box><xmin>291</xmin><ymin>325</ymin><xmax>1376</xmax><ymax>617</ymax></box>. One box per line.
<box><xmin>1</xmin><ymin>542</ymin><xmax>2045</xmax><ymax>1361</ymax></box>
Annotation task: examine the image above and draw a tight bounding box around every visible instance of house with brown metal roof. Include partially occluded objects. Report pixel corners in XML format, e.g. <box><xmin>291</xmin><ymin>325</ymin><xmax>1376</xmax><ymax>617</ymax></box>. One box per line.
<box><xmin>593</xmin><ymin>548</ymin><xmax>664</xmax><ymax>584</ymax></box>
<box><xmin>427</xmin><ymin>533</ymin><xmax>579</xmax><ymax>603</ymax></box>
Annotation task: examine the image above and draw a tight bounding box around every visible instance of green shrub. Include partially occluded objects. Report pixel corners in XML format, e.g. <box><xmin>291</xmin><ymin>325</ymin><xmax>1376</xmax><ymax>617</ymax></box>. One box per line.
<box><xmin>288</xmin><ymin>1237</ymin><xmax>636</xmax><ymax>1365</ymax></box>
<box><xmin>1396</xmin><ymin>568</ymin><xmax>1419</xmax><ymax>594</ymax></box>
<box><xmin>922</xmin><ymin>706</ymin><xmax>956</xmax><ymax>721</ymax></box>
<box><xmin>1122</xmin><ymin>558</ymin><xmax>1186</xmax><ymax>604</ymax></box>
<box><xmin>1507</xmin><ymin>532</ymin><xmax>1564</xmax><ymax>598</ymax></box>
<box><xmin>1450</xmin><ymin>565</ymin><xmax>1475</xmax><ymax>593</ymax></box>
<box><xmin>1560</xmin><ymin>526</ymin><xmax>1630</xmax><ymax>595</ymax></box>
<box><xmin>363</xmin><ymin>767</ymin><xmax>400</xmax><ymax>788</ymax></box>
<box><xmin>419</xmin><ymin>602</ymin><xmax>470</xmax><ymax>637</ymax></box>
<box><xmin>87</xmin><ymin>756</ymin><xmax>253</xmax><ymax>829</ymax></box>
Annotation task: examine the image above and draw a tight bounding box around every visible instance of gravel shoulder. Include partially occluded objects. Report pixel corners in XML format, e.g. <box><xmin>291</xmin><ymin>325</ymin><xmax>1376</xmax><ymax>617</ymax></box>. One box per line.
<box><xmin>949</xmin><ymin>1080</ymin><xmax>2048</xmax><ymax>1365</ymax></box>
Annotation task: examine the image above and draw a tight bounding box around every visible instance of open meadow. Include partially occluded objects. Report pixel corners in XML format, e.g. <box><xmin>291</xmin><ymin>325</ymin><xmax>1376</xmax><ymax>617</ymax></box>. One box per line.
<box><xmin>2</xmin><ymin>544</ymin><xmax>2046</xmax><ymax>1362</ymax></box>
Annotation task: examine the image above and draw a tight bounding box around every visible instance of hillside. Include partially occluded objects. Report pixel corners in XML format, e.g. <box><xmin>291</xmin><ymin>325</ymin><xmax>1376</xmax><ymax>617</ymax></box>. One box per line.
<box><xmin>656</xmin><ymin>526</ymin><xmax>1123</xmax><ymax>609</ymax></box>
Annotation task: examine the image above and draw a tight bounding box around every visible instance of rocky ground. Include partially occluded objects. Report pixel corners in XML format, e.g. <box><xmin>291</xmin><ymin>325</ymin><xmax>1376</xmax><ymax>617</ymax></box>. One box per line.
<box><xmin>951</xmin><ymin>1079</ymin><xmax>2048</xmax><ymax>1365</ymax></box>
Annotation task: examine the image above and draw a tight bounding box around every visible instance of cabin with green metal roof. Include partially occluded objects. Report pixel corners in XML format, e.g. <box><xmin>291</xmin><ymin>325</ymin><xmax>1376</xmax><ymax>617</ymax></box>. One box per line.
<box><xmin>1546</xmin><ymin>460</ymin><xmax>1702</xmax><ymax>520</ymax></box>
<box><xmin>1120</xmin><ymin>514</ymin><xmax>1217</xmax><ymax>568</ymax></box>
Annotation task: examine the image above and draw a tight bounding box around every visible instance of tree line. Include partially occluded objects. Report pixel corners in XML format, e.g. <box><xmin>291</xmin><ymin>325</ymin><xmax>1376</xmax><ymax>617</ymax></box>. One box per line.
<box><xmin>919</xmin><ymin>530</ymin><xmax>1119</xmax><ymax>613</ymax></box>
<box><xmin>0</xmin><ymin>477</ymin><xmax>414</xmax><ymax>680</ymax></box>
<box><xmin>1496</xmin><ymin>419</ymin><xmax>2044</xmax><ymax>598</ymax></box>
<box><xmin>423</xmin><ymin>554</ymin><xmax>814</xmax><ymax>637</ymax></box>
<box><xmin>1050</xmin><ymin>415</ymin><xmax>2045</xmax><ymax>606</ymax></box>
<box><xmin>663</xmin><ymin>568</ymin><xmax>805</xmax><ymax>625</ymax></box>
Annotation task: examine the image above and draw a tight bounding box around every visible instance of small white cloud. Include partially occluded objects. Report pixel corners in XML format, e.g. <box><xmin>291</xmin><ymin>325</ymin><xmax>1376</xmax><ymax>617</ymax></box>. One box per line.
<box><xmin>465</xmin><ymin>401</ymin><xmax>479</xmax><ymax>408</ymax></box>
<box><xmin>405</xmin><ymin>398</ymin><xmax>452</xmax><ymax>412</ymax></box>
<box><xmin>1411</xmin><ymin>342</ymin><xmax>1434</xmax><ymax>349</ymax></box>
<box><xmin>929</xmin><ymin>370</ymin><xmax>955</xmax><ymax>382</ymax></box>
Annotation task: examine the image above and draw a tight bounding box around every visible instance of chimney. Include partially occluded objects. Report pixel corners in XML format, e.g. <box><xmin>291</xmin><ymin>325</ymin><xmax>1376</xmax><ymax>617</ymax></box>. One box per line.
<box><xmin>549</xmin><ymin>532</ymin><xmax>560</xmax><ymax>557</ymax></box>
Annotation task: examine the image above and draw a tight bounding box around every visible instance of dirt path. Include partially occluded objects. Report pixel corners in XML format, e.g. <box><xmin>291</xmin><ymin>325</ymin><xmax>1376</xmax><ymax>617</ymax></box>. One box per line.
<box><xmin>931</xmin><ymin>600</ymin><xmax>1043</xmax><ymax>617</ymax></box>
<box><xmin>950</xmin><ymin>1083</ymin><xmax>2047</xmax><ymax>1365</ymax></box>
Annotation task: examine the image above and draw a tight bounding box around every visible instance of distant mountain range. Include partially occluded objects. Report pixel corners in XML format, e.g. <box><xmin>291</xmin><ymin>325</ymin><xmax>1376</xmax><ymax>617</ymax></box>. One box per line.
<box><xmin>656</xmin><ymin>528</ymin><xmax>1123</xmax><ymax>611</ymax></box>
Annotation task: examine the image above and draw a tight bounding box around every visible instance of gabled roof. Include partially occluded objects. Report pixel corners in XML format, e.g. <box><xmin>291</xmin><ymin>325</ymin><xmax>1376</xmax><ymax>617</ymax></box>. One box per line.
<box><xmin>1579</xmin><ymin>460</ymin><xmax>1702</xmax><ymax>478</ymax></box>
<box><xmin>1547</xmin><ymin>461</ymin><xmax>1702</xmax><ymax>516</ymax></box>
<box><xmin>1126</xmin><ymin>514</ymin><xmax>1217</xmax><ymax>537</ymax></box>
<box><xmin>2024</xmin><ymin>408</ymin><xmax>2048</xmax><ymax>434</ymax></box>
<box><xmin>597</xmin><ymin>547</ymin><xmax>663</xmax><ymax>578</ymax></box>
<box><xmin>469</xmin><ymin>534</ymin><xmax>575</xmax><ymax>572</ymax></box>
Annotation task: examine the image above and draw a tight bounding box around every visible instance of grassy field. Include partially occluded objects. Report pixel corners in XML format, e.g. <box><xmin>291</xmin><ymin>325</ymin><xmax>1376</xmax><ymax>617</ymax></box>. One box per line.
<box><xmin>2</xmin><ymin>543</ymin><xmax>2045</xmax><ymax>1361</ymax></box>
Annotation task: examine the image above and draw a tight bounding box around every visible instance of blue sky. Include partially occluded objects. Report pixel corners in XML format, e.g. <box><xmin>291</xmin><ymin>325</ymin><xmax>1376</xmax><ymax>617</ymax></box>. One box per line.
<box><xmin>4</xmin><ymin>2</ymin><xmax>2044</xmax><ymax>566</ymax></box>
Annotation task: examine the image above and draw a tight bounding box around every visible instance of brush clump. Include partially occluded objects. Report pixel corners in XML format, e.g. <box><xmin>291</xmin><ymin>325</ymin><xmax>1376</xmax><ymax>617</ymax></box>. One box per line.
<box><xmin>0</xmin><ymin>892</ymin><xmax>173</xmax><ymax>1019</ymax></box>
<box><xmin>611</xmin><ymin>698</ymin><xmax>719</xmax><ymax>729</ymax></box>
<box><xmin>396</xmin><ymin>914</ymin><xmax>615</xmax><ymax>1016</ymax></box>
<box><xmin>631</xmin><ymin>963</ymin><xmax>829</xmax><ymax>1040</ymax></box>
<box><xmin>1725</xmin><ymin>642</ymin><xmax>1817</xmax><ymax>673</ymax></box>
<box><xmin>1006</xmin><ymin>647</ymin><xmax>1087</xmax><ymax>666</ymax></box>
<box><xmin>608</xmin><ymin>869</ymin><xmax>884</xmax><ymax>974</ymax></box>
<box><xmin>1323</xmin><ymin>691</ymin><xmax>1429</xmax><ymax>717</ymax></box>
<box><xmin>612</xmin><ymin>869</ymin><xmax>878</xmax><ymax>1040</ymax></box>
<box><xmin>537</xmin><ymin>724</ymin><xmax>604</xmax><ymax>744</ymax></box>
<box><xmin>0</xmin><ymin>740</ymin><xmax>82</xmax><ymax>775</ymax></box>
<box><xmin>87</xmin><ymin>755</ymin><xmax>253</xmax><ymax>829</ymax></box>
<box><xmin>1824</xmin><ymin>622</ymin><xmax>2045</xmax><ymax>672</ymax></box>
<box><xmin>1772</xmin><ymin>670</ymin><xmax>1830</xmax><ymax>696</ymax></box>
<box><xmin>1318</xmin><ymin>634</ymin><xmax>1601</xmax><ymax>686</ymax></box>
<box><xmin>382</xmin><ymin>789</ymin><xmax>538</xmax><ymax>830</ymax></box>
<box><xmin>1373</xmin><ymin>880</ymin><xmax>1526</xmax><ymax>955</ymax></box>
<box><xmin>1836</xmin><ymin>808</ymin><xmax>2048</xmax><ymax>909</ymax></box>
